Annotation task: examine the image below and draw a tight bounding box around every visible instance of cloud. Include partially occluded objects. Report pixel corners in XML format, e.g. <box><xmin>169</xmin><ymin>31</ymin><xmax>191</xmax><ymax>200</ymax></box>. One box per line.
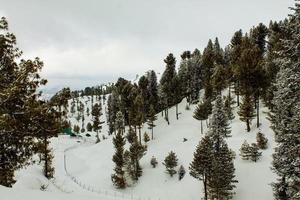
<box><xmin>0</xmin><ymin>0</ymin><xmax>295</xmax><ymax>91</ymax></box>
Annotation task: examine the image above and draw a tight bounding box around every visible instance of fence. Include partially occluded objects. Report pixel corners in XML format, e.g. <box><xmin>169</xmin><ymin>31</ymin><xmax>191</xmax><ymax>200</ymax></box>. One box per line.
<box><xmin>63</xmin><ymin>139</ymin><xmax>158</xmax><ymax>200</ymax></box>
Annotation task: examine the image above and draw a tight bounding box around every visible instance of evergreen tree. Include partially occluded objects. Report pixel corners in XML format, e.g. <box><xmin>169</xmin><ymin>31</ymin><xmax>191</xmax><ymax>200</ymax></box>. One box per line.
<box><xmin>178</xmin><ymin>165</ymin><xmax>186</xmax><ymax>181</ymax></box>
<box><xmin>111</xmin><ymin>127</ymin><xmax>126</xmax><ymax>188</ymax></box>
<box><xmin>138</xmin><ymin>75</ymin><xmax>149</xmax><ymax>114</ymax></box>
<box><xmin>178</xmin><ymin>51</ymin><xmax>192</xmax><ymax>103</ymax></box>
<box><xmin>190</xmin><ymin>49</ymin><xmax>202</xmax><ymax>102</ymax></box>
<box><xmin>229</xmin><ymin>29</ymin><xmax>243</xmax><ymax>106</ymax></box>
<box><xmin>0</xmin><ymin>17</ymin><xmax>61</xmax><ymax>186</ymax></box>
<box><xmin>172</xmin><ymin>75</ymin><xmax>182</xmax><ymax>120</ymax></box>
<box><xmin>224</xmin><ymin>95</ymin><xmax>235</xmax><ymax>120</ymax></box>
<box><xmin>163</xmin><ymin>151</ymin><xmax>178</xmax><ymax>177</ymax></box>
<box><xmin>249</xmin><ymin>143</ymin><xmax>262</xmax><ymax>162</ymax></box>
<box><xmin>193</xmin><ymin>101</ymin><xmax>209</xmax><ymax>134</ymax></box>
<box><xmin>160</xmin><ymin>53</ymin><xmax>177</xmax><ymax>124</ymax></box>
<box><xmin>212</xmin><ymin>64</ymin><xmax>226</xmax><ymax>94</ymax></box>
<box><xmin>134</xmin><ymin>94</ymin><xmax>144</xmax><ymax>144</ymax></box>
<box><xmin>207</xmin><ymin>142</ymin><xmax>237</xmax><ymax>200</ymax></box>
<box><xmin>86</xmin><ymin>122</ymin><xmax>93</xmax><ymax>132</ymax></box>
<box><xmin>239</xmin><ymin>141</ymin><xmax>262</xmax><ymax>162</ymax></box>
<box><xmin>143</xmin><ymin>132</ymin><xmax>150</xmax><ymax>143</ymax></box>
<box><xmin>115</xmin><ymin>111</ymin><xmax>125</xmax><ymax>135</ymax></box>
<box><xmin>92</xmin><ymin>103</ymin><xmax>104</xmax><ymax>143</ymax></box>
<box><xmin>34</xmin><ymin>101</ymin><xmax>61</xmax><ymax>180</ymax></box>
<box><xmin>146</xmin><ymin>70</ymin><xmax>159</xmax><ymax>112</ymax></box>
<box><xmin>239</xmin><ymin>140</ymin><xmax>251</xmax><ymax>160</ymax></box>
<box><xmin>73</xmin><ymin>125</ymin><xmax>80</xmax><ymax>134</ymax></box>
<box><xmin>190</xmin><ymin>135</ymin><xmax>214</xmax><ymax>200</ymax></box>
<box><xmin>147</xmin><ymin>104</ymin><xmax>157</xmax><ymax>140</ymax></box>
<box><xmin>150</xmin><ymin>156</ymin><xmax>158</xmax><ymax>168</ymax></box>
<box><xmin>238</xmin><ymin>93</ymin><xmax>255</xmax><ymax>132</ymax></box>
<box><xmin>204</xmin><ymin>95</ymin><xmax>237</xmax><ymax>200</ymax></box>
<box><xmin>263</xmin><ymin>20</ymin><xmax>286</xmax><ymax>109</ymax></box>
<box><xmin>271</xmin><ymin>3</ymin><xmax>300</xmax><ymax>198</ymax></box>
<box><xmin>125</xmin><ymin>128</ymin><xmax>147</xmax><ymax>182</ymax></box>
<box><xmin>256</xmin><ymin>132</ymin><xmax>268</xmax><ymax>149</ymax></box>
<box><xmin>202</xmin><ymin>40</ymin><xmax>215</xmax><ymax>100</ymax></box>
<box><xmin>107</xmin><ymin>91</ymin><xmax>119</xmax><ymax>135</ymax></box>
<box><xmin>126</xmin><ymin>127</ymin><xmax>136</xmax><ymax>144</ymax></box>
<box><xmin>209</xmin><ymin>95</ymin><xmax>231</xmax><ymax>150</ymax></box>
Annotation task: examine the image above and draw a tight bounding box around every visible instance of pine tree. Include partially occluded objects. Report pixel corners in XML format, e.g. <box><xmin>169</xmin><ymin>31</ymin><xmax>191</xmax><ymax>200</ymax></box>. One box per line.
<box><xmin>207</xmin><ymin>141</ymin><xmax>237</xmax><ymax>200</ymax></box>
<box><xmin>115</xmin><ymin>111</ymin><xmax>125</xmax><ymax>135</ymax></box>
<box><xmin>143</xmin><ymin>132</ymin><xmax>150</xmax><ymax>143</ymax></box>
<box><xmin>205</xmin><ymin>94</ymin><xmax>237</xmax><ymax>199</ymax></box>
<box><xmin>212</xmin><ymin>64</ymin><xmax>226</xmax><ymax>94</ymax></box>
<box><xmin>73</xmin><ymin>125</ymin><xmax>80</xmax><ymax>134</ymax></box>
<box><xmin>163</xmin><ymin>151</ymin><xmax>178</xmax><ymax>177</ymax></box>
<box><xmin>193</xmin><ymin>101</ymin><xmax>209</xmax><ymax>134</ymax></box>
<box><xmin>224</xmin><ymin>95</ymin><xmax>235</xmax><ymax>120</ymax></box>
<box><xmin>150</xmin><ymin>156</ymin><xmax>158</xmax><ymax>168</ymax></box>
<box><xmin>238</xmin><ymin>93</ymin><xmax>255</xmax><ymax>132</ymax></box>
<box><xmin>86</xmin><ymin>122</ymin><xmax>93</xmax><ymax>132</ymax></box>
<box><xmin>256</xmin><ymin>132</ymin><xmax>268</xmax><ymax>149</ymax></box>
<box><xmin>107</xmin><ymin>91</ymin><xmax>120</xmax><ymax>135</ymax></box>
<box><xmin>249</xmin><ymin>23</ymin><xmax>268</xmax><ymax>128</ymax></box>
<box><xmin>147</xmin><ymin>104</ymin><xmax>157</xmax><ymax>140</ymax></box>
<box><xmin>92</xmin><ymin>103</ymin><xmax>104</xmax><ymax>143</ymax></box>
<box><xmin>172</xmin><ymin>75</ymin><xmax>182</xmax><ymax>120</ymax></box>
<box><xmin>190</xmin><ymin>49</ymin><xmax>202</xmax><ymax>102</ymax></box>
<box><xmin>239</xmin><ymin>140</ymin><xmax>251</xmax><ymax>160</ymax></box>
<box><xmin>178</xmin><ymin>51</ymin><xmax>192</xmax><ymax>103</ymax></box>
<box><xmin>146</xmin><ymin>70</ymin><xmax>159</xmax><ymax>112</ymax></box>
<box><xmin>0</xmin><ymin>17</ymin><xmax>61</xmax><ymax>186</ymax></box>
<box><xmin>178</xmin><ymin>165</ymin><xmax>186</xmax><ymax>181</ymax></box>
<box><xmin>111</xmin><ymin>129</ymin><xmax>126</xmax><ymax>188</ymax></box>
<box><xmin>263</xmin><ymin>20</ymin><xmax>286</xmax><ymax>109</ymax></box>
<box><xmin>229</xmin><ymin>29</ymin><xmax>243</xmax><ymax>106</ymax></box>
<box><xmin>34</xmin><ymin>101</ymin><xmax>61</xmax><ymax>180</ymax></box>
<box><xmin>202</xmin><ymin>40</ymin><xmax>215</xmax><ymax>100</ymax></box>
<box><xmin>160</xmin><ymin>53</ymin><xmax>177</xmax><ymax>124</ymax></box>
<box><xmin>249</xmin><ymin>143</ymin><xmax>262</xmax><ymax>162</ymax></box>
<box><xmin>134</xmin><ymin>94</ymin><xmax>144</xmax><ymax>144</ymax></box>
<box><xmin>190</xmin><ymin>136</ymin><xmax>214</xmax><ymax>200</ymax></box>
<box><xmin>138</xmin><ymin>75</ymin><xmax>149</xmax><ymax>115</ymax></box>
<box><xmin>271</xmin><ymin>3</ymin><xmax>300</xmax><ymax>198</ymax></box>
<box><xmin>209</xmin><ymin>95</ymin><xmax>231</xmax><ymax>150</ymax></box>
<box><xmin>125</xmin><ymin>128</ymin><xmax>147</xmax><ymax>182</ymax></box>
<box><xmin>126</xmin><ymin>127</ymin><xmax>136</xmax><ymax>144</ymax></box>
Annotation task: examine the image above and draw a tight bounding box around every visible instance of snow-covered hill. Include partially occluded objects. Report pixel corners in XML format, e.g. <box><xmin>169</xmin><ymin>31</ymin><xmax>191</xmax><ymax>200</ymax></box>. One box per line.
<box><xmin>10</xmin><ymin>92</ymin><xmax>276</xmax><ymax>200</ymax></box>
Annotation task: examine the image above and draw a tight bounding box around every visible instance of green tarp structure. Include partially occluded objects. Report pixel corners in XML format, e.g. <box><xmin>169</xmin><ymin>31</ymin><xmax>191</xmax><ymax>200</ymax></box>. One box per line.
<box><xmin>62</xmin><ymin>128</ymin><xmax>73</xmax><ymax>135</ymax></box>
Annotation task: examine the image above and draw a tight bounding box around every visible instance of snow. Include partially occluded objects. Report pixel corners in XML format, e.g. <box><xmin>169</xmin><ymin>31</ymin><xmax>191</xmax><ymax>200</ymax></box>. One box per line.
<box><xmin>9</xmin><ymin>92</ymin><xmax>277</xmax><ymax>200</ymax></box>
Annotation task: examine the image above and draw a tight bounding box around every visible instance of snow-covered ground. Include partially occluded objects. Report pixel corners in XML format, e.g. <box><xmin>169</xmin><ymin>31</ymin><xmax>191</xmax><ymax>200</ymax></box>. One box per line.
<box><xmin>6</xmin><ymin>92</ymin><xmax>276</xmax><ymax>200</ymax></box>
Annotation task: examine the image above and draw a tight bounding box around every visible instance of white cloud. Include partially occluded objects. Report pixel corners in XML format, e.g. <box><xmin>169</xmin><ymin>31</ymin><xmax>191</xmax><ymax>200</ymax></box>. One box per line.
<box><xmin>0</xmin><ymin>0</ymin><xmax>295</xmax><ymax>90</ymax></box>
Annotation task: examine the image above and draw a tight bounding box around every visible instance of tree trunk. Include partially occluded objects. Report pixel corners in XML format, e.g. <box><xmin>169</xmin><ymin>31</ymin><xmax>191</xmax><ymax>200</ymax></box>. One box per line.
<box><xmin>139</xmin><ymin>126</ymin><xmax>142</xmax><ymax>144</ymax></box>
<box><xmin>151</xmin><ymin>124</ymin><xmax>154</xmax><ymax>140</ymax></box>
<box><xmin>256</xmin><ymin>93</ymin><xmax>260</xmax><ymax>128</ymax></box>
<box><xmin>44</xmin><ymin>136</ymin><xmax>48</xmax><ymax>178</ymax></box>
<box><xmin>165</xmin><ymin>108</ymin><xmax>169</xmax><ymax>125</ymax></box>
<box><xmin>237</xmin><ymin>81</ymin><xmax>240</xmax><ymax>106</ymax></box>
<box><xmin>176</xmin><ymin>104</ymin><xmax>178</xmax><ymax>120</ymax></box>
<box><xmin>237</xmin><ymin>92</ymin><xmax>239</xmax><ymax>107</ymax></box>
<box><xmin>201</xmin><ymin>121</ymin><xmax>203</xmax><ymax>134</ymax></box>
<box><xmin>246</xmin><ymin>119</ymin><xmax>250</xmax><ymax>132</ymax></box>
<box><xmin>203</xmin><ymin>175</ymin><xmax>208</xmax><ymax>200</ymax></box>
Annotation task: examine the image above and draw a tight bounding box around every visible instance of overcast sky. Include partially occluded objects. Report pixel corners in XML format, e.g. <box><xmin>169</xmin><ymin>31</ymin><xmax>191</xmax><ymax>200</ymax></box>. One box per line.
<box><xmin>0</xmin><ymin>0</ymin><xmax>295</xmax><ymax>92</ymax></box>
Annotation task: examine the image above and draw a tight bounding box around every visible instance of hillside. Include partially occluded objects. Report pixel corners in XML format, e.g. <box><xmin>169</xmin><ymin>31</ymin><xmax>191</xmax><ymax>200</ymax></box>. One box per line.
<box><xmin>10</xmin><ymin>91</ymin><xmax>276</xmax><ymax>200</ymax></box>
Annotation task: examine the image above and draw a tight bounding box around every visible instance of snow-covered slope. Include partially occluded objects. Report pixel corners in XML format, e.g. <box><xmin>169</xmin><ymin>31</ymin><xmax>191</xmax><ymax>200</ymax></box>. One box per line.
<box><xmin>13</xmin><ymin>92</ymin><xmax>276</xmax><ymax>200</ymax></box>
